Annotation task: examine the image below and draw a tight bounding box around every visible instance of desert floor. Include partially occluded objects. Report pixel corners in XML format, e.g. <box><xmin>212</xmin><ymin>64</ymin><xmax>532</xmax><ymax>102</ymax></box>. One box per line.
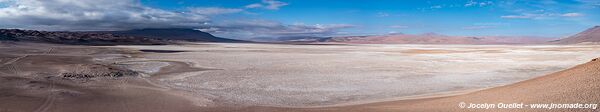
<box><xmin>114</xmin><ymin>43</ymin><xmax>600</xmax><ymax>107</ymax></box>
<box><xmin>1</xmin><ymin>42</ymin><xmax>599</xmax><ymax>112</ymax></box>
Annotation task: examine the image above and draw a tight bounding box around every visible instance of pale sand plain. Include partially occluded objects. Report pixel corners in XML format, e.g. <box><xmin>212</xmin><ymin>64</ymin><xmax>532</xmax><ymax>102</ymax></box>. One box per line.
<box><xmin>112</xmin><ymin>43</ymin><xmax>600</xmax><ymax>108</ymax></box>
<box><xmin>2</xmin><ymin>42</ymin><xmax>599</xmax><ymax>112</ymax></box>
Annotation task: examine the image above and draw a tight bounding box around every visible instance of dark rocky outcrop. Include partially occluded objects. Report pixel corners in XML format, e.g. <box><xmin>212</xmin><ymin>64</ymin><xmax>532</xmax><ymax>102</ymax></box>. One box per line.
<box><xmin>61</xmin><ymin>64</ymin><xmax>138</xmax><ymax>79</ymax></box>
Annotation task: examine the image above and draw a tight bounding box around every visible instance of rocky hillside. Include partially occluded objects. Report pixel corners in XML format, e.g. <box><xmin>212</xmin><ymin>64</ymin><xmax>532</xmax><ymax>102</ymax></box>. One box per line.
<box><xmin>105</xmin><ymin>28</ymin><xmax>247</xmax><ymax>42</ymax></box>
<box><xmin>550</xmin><ymin>26</ymin><xmax>600</xmax><ymax>44</ymax></box>
<box><xmin>0</xmin><ymin>29</ymin><xmax>169</xmax><ymax>45</ymax></box>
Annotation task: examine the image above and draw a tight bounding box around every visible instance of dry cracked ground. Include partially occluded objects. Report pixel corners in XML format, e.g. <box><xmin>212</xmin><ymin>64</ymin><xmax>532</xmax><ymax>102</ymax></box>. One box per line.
<box><xmin>1</xmin><ymin>42</ymin><xmax>600</xmax><ymax>112</ymax></box>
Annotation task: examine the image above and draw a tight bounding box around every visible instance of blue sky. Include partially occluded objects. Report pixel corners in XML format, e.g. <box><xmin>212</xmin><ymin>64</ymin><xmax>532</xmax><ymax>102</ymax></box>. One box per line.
<box><xmin>142</xmin><ymin>0</ymin><xmax>600</xmax><ymax>38</ymax></box>
<box><xmin>1</xmin><ymin>0</ymin><xmax>599</xmax><ymax>38</ymax></box>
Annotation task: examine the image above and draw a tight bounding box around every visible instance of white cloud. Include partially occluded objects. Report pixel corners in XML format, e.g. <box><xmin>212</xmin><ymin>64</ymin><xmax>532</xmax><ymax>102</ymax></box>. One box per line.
<box><xmin>0</xmin><ymin>0</ymin><xmax>348</xmax><ymax>39</ymax></box>
<box><xmin>478</xmin><ymin>1</ymin><xmax>493</xmax><ymax>6</ymax></box>
<box><xmin>430</xmin><ymin>5</ymin><xmax>442</xmax><ymax>9</ymax></box>
<box><xmin>245</xmin><ymin>3</ymin><xmax>263</xmax><ymax>9</ymax></box>
<box><xmin>245</xmin><ymin>0</ymin><xmax>288</xmax><ymax>10</ymax></box>
<box><xmin>465</xmin><ymin>1</ymin><xmax>493</xmax><ymax>7</ymax></box>
<box><xmin>189</xmin><ymin>7</ymin><xmax>243</xmax><ymax>15</ymax></box>
<box><xmin>560</xmin><ymin>12</ymin><xmax>583</xmax><ymax>17</ymax></box>
<box><xmin>462</xmin><ymin>25</ymin><xmax>496</xmax><ymax>30</ymax></box>
<box><xmin>419</xmin><ymin>5</ymin><xmax>444</xmax><ymax>11</ymax></box>
<box><xmin>500</xmin><ymin>14</ymin><xmax>536</xmax><ymax>19</ymax></box>
<box><xmin>200</xmin><ymin>20</ymin><xmax>354</xmax><ymax>38</ymax></box>
<box><xmin>465</xmin><ymin>1</ymin><xmax>477</xmax><ymax>7</ymax></box>
<box><xmin>575</xmin><ymin>0</ymin><xmax>600</xmax><ymax>7</ymax></box>
<box><xmin>390</xmin><ymin>25</ymin><xmax>409</xmax><ymax>29</ymax></box>
<box><xmin>501</xmin><ymin>12</ymin><xmax>584</xmax><ymax>19</ymax></box>
<box><xmin>0</xmin><ymin>0</ymin><xmax>211</xmax><ymax>31</ymax></box>
<box><xmin>377</xmin><ymin>12</ymin><xmax>390</xmax><ymax>17</ymax></box>
<box><xmin>263</xmin><ymin>0</ymin><xmax>288</xmax><ymax>10</ymax></box>
<box><xmin>197</xmin><ymin>27</ymin><xmax>221</xmax><ymax>33</ymax></box>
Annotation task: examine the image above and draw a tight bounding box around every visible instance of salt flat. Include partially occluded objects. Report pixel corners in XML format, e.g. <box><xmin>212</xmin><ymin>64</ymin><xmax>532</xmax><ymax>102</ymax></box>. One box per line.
<box><xmin>114</xmin><ymin>43</ymin><xmax>600</xmax><ymax>107</ymax></box>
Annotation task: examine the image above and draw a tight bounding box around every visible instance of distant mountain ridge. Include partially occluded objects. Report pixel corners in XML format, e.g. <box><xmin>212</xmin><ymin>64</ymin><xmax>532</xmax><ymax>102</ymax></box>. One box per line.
<box><xmin>0</xmin><ymin>28</ymin><xmax>247</xmax><ymax>45</ymax></box>
<box><xmin>551</xmin><ymin>26</ymin><xmax>600</xmax><ymax>44</ymax></box>
<box><xmin>105</xmin><ymin>28</ymin><xmax>246</xmax><ymax>42</ymax></box>
<box><xmin>0</xmin><ymin>29</ymin><xmax>168</xmax><ymax>45</ymax></box>
<box><xmin>251</xmin><ymin>36</ymin><xmax>331</xmax><ymax>43</ymax></box>
<box><xmin>3</xmin><ymin>26</ymin><xmax>598</xmax><ymax>45</ymax></box>
<box><xmin>320</xmin><ymin>33</ymin><xmax>552</xmax><ymax>44</ymax></box>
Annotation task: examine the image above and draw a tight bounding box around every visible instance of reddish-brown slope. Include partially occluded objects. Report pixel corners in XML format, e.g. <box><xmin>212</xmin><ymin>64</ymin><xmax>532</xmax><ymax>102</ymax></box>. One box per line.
<box><xmin>551</xmin><ymin>26</ymin><xmax>600</xmax><ymax>44</ymax></box>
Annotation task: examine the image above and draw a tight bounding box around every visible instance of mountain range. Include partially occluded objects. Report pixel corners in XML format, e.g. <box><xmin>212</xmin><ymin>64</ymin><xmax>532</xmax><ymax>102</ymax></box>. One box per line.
<box><xmin>0</xmin><ymin>29</ymin><xmax>168</xmax><ymax>45</ymax></box>
<box><xmin>1</xmin><ymin>26</ymin><xmax>599</xmax><ymax>45</ymax></box>
<box><xmin>320</xmin><ymin>33</ymin><xmax>553</xmax><ymax>44</ymax></box>
<box><xmin>0</xmin><ymin>28</ymin><xmax>244</xmax><ymax>45</ymax></box>
<box><xmin>100</xmin><ymin>28</ymin><xmax>246</xmax><ymax>43</ymax></box>
<box><xmin>550</xmin><ymin>26</ymin><xmax>600</xmax><ymax>44</ymax></box>
<box><xmin>260</xmin><ymin>26</ymin><xmax>600</xmax><ymax>45</ymax></box>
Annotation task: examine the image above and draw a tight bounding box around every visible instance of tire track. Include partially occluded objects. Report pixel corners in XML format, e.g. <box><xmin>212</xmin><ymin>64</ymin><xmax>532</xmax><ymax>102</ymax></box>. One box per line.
<box><xmin>0</xmin><ymin>55</ymin><xmax>27</xmax><ymax>76</ymax></box>
<box><xmin>118</xmin><ymin>79</ymin><xmax>132</xmax><ymax>112</ymax></box>
<box><xmin>1</xmin><ymin>55</ymin><xmax>27</xmax><ymax>66</ymax></box>
<box><xmin>7</xmin><ymin>64</ymin><xmax>18</xmax><ymax>75</ymax></box>
<box><xmin>33</xmin><ymin>80</ymin><xmax>56</xmax><ymax>112</ymax></box>
<box><xmin>31</xmin><ymin>47</ymin><xmax>58</xmax><ymax>112</ymax></box>
<box><xmin>43</xmin><ymin>47</ymin><xmax>54</xmax><ymax>55</ymax></box>
<box><xmin>0</xmin><ymin>71</ymin><xmax>8</xmax><ymax>75</ymax></box>
<box><xmin>8</xmin><ymin>45</ymin><xmax>61</xmax><ymax>112</ymax></box>
<box><xmin>0</xmin><ymin>47</ymin><xmax>52</xmax><ymax>76</ymax></box>
<box><xmin>2</xmin><ymin>63</ymin><xmax>21</xmax><ymax>76</ymax></box>
<box><xmin>141</xmin><ymin>77</ymin><xmax>171</xmax><ymax>90</ymax></box>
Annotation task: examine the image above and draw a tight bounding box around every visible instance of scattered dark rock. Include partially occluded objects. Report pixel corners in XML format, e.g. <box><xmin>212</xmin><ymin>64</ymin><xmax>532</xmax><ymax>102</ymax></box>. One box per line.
<box><xmin>58</xmin><ymin>90</ymin><xmax>83</xmax><ymax>97</ymax></box>
<box><xmin>139</xmin><ymin>49</ymin><xmax>186</xmax><ymax>53</ymax></box>
<box><xmin>61</xmin><ymin>70</ymin><xmax>136</xmax><ymax>79</ymax></box>
<box><xmin>61</xmin><ymin>64</ymin><xmax>138</xmax><ymax>79</ymax></box>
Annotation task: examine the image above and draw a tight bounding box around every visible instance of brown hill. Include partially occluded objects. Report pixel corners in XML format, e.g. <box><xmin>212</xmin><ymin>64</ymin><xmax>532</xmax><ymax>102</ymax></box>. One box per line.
<box><xmin>104</xmin><ymin>28</ymin><xmax>247</xmax><ymax>43</ymax></box>
<box><xmin>0</xmin><ymin>29</ymin><xmax>169</xmax><ymax>45</ymax></box>
<box><xmin>0</xmin><ymin>28</ymin><xmax>249</xmax><ymax>45</ymax></box>
<box><xmin>551</xmin><ymin>26</ymin><xmax>600</xmax><ymax>44</ymax></box>
<box><xmin>323</xmin><ymin>33</ymin><xmax>552</xmax><ymax>45</ymax></box>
